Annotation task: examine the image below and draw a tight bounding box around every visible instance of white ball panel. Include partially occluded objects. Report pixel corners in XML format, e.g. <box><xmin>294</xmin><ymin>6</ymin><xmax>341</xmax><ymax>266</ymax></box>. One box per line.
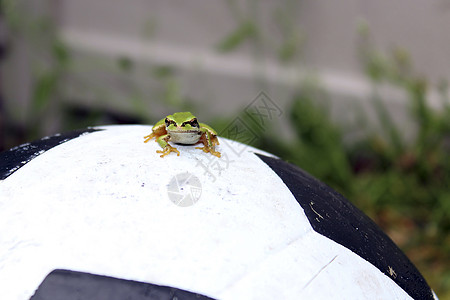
<box><xmin>0</xmin><ymin>125</ymin><xmax>413</xmax><ymax>299</ymax></box>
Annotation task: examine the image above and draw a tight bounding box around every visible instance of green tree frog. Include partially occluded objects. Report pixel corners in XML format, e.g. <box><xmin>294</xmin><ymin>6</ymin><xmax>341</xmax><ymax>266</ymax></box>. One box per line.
<box><xmin>144</xmin><ymin>112</ymin><xmax>221</xmax><ymax>158</ymax></box>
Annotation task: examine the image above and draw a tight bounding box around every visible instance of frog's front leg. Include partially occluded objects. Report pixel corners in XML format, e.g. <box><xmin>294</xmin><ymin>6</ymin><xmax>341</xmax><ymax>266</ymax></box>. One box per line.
<box><xmin>144</xmin><ymin>124</ymin><xmax>166</xmax><ymax>143</ymax></box>
<box><xmin>156</xmin><ymin>134</ymin><xmax>180</xmax><ymax>157</ymax></box>
<box><xmin>196</xmin><ymin>129</ymin><xmax>221</xmax><ymax>158</ymax></box>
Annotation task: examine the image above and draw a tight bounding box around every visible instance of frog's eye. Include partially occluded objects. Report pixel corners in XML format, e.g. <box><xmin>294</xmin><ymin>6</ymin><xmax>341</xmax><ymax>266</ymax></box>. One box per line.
<box><xmin>165</xmin><ymin>118</ymin><xmax>176</xmax><ymax>127</ymax></box>
<box><xmin>190</xmin><ymin>118</ymin><xmax>199</xmax><ymax>128</ymax></box>
<box><xmin>183</xmin><ymin>118</ymin><xmax>199</xmax><ymax>128</ymax></box>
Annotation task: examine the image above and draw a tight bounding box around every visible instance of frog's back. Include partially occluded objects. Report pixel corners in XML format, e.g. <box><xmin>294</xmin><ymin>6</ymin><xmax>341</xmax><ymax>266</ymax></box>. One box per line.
<box><xmin>152</xmin><ymin>118</ymin><xmax>166</xmax><ymax>130</ymax></box>
<box><xmin>200</xmin><ymin>123</ymin><xmax>217</xmax><ymax>135</ymax></box>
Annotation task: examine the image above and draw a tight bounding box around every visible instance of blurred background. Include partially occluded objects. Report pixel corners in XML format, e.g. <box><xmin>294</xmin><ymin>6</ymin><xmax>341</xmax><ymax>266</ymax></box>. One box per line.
<box><xmin>0</xmin><ymin>0</ymin><xmax>449</xmax><ymax>297</ymax></box>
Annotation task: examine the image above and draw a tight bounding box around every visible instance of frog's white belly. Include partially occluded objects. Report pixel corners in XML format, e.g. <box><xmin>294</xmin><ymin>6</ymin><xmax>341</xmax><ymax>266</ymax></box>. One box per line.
<box><xmin>168</xmin><ymin>130</ymin><xmax>201</xmax><ymax>144</ymax></box>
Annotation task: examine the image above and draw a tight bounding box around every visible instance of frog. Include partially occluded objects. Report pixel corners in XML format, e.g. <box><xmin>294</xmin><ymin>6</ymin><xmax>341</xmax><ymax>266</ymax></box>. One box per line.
<box><xmin>144</xmin><ymin>112</ymin><xmax>221</xmax><ymax>158</ymax></box>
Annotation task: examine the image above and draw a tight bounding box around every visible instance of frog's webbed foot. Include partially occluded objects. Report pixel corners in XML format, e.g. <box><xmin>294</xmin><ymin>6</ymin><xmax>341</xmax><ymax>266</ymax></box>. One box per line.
<box><xmin>196</xmin><ymin>145</ymin><xmax>221</xmax><ymax>158</ymax></box>
<box><xmin>144</xmin><ymin>133</ymin><xmax>157</xmax><ymax>143</ymax></box>
<box><xmin>195</xmin><ymin>136</ymin><xmax>221</xmax><ymax>158</ymax></box>
<box><xmin>157</xmin><ymin>145</ymin><xmax>180</xmax><ymax>158</ymax></box>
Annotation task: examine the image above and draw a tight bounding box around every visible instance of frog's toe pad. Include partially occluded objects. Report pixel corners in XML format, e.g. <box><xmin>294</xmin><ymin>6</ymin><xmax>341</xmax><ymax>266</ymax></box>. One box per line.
<box><xmin>156</xmin><ymin>146</ymin><xmax>180</xmax><ymax>158</ymax></box>
<box><xmin>195</xmin><ymin>146</ymin><xmax>221</xmax><ymax>158</ymax></box>
<box><xmin>144</xmin><ymin>133</ymin><xmax>157</xmax><ymax>143</ymax></box>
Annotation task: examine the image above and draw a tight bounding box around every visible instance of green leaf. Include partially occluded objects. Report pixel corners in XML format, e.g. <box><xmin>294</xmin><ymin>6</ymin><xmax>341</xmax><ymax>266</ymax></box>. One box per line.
<box><xmin>117</xmin><ymin>56</ymin><xmax>134</xmax><ymax>72</ymax></box>
<box><xmin>216</xmin><ymin>21</ymin><xmax>257</xmax><ymax>53</ymax></box>
<box><xmin>152</xmin><ymin>65</ymin><xmax>175</xmax><ymax>79</ymax></box>
<box><xmin>32</xmin><ymin>71</ymin><xmax>58</xmax><ymax>111</ymax></box>
<box><xmin>278</xmin><ymin>33</ymin><xmax>299</xmax><ymax>62</ymax></box>
<box><xmin>52</xmin><ymin>40</ymin><xmax>70</xmax><ymax>66</ymax></box>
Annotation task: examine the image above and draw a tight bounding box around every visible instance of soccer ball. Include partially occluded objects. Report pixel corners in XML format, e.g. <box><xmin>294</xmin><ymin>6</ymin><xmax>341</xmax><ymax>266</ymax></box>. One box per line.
<box><xmin>0</xmin><ymin>125</ymin><xmax>437</xmax><ymax>299</ymax></box>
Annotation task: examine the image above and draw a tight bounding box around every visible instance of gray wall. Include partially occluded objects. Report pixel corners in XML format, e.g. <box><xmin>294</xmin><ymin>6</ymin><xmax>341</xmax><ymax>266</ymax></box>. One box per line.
<box><xmin>3</xmin><ymin>0</ymin><xmax>449</xmax><ymax>133</ymax></box>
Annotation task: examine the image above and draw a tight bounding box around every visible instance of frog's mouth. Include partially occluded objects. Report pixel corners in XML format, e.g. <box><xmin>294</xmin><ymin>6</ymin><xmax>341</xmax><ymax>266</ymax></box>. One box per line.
<box><xmin>167</xmin><ymin>129</ymin><xmax>200</xmax><ymax>134</ymax></box>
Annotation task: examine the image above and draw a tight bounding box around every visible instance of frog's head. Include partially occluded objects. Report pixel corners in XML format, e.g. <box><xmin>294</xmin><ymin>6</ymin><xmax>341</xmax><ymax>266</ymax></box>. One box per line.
<box><xmin>165</xmin><ymin>112</ymin><xmax>200</xmax><ymax>132</ymax></box>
